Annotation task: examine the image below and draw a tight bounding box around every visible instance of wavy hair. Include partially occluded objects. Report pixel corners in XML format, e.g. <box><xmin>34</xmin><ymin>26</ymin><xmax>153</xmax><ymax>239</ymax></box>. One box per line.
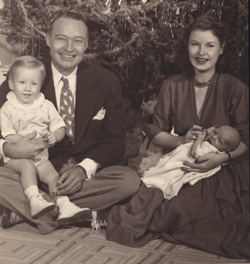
<box><xmin>174</xmin><ymin>14</ymin><xmax>240</xmax><ymax>77</ymax></box>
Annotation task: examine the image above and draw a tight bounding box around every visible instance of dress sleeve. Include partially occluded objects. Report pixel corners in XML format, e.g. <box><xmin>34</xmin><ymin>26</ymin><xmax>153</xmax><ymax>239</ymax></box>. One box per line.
<box><xmin>228</xmin><ymin>78</ymin><xmax>249</xmax><ymax>147</ymax></box>
<box><xmin>143</xmin><ymin>78</ymin><xmax>173</xmax><ymax>139</ymax></box>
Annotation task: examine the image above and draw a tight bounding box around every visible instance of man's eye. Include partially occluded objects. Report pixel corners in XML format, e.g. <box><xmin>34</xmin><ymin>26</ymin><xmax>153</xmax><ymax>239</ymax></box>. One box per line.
<box><xmin>75</xmin><ymin>39</ymin><xmax>84</xmax><ymax>44</ymax></box>
<box><xmin>57</xmin><ymin>37</ymin><xmax>66</xmax><ymax>41</ymax></box>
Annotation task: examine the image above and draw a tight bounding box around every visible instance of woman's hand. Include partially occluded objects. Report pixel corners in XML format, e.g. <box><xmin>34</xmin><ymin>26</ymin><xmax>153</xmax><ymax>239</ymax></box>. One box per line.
<box><xmin>182</xmin><ymin>152</ymin><xmax>226</xmax><ymax>172</ymax></box>
<box><xmin>184</xmin><ymin>125</ymin><xmax>204</xmax><ymax>143</ymax></box>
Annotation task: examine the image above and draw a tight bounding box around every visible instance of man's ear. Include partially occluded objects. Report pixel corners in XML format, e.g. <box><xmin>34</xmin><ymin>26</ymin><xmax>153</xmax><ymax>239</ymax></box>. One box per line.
<box><xmin>84</xmin><ymin>41</ymin><xmax>88</xmax><ymax>53</ymax></box>
<box><xmin>8</xmin><ymin>79</ymin><xmax>14</xmax><ymax>90</ymax></box>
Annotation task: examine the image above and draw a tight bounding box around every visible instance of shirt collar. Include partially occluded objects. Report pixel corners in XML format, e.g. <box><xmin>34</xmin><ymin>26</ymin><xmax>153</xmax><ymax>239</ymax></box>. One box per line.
<box><xmin>51</xmin><ymin>63</ymin><xmax>78</xmax><ymax>86</ymax></box>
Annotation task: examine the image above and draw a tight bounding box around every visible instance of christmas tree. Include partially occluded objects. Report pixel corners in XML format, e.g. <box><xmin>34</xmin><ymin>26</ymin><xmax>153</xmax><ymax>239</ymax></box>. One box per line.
<box><xmin>0</xmin><ymin>0</ymin><xmax>248</xmax><ymax>108</ymax></box>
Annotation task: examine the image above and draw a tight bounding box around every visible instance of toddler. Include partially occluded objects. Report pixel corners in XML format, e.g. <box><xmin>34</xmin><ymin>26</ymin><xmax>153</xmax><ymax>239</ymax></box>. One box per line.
<box><xmin>0</xmin><ymin>56</ymin><xmax>91</xmax><ymax>223</ymax></box>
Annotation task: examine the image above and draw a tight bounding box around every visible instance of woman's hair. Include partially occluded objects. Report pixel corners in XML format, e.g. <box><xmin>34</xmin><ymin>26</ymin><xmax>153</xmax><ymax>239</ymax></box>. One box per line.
<box><xmin>8</xmin><ymin>55</ymin><xmax>46</xmax><ymax>83</ymax></box>
<box><xmin>174</xmin><ymin>14</ymin><xmax>240</xmax><ymax>77</ymax></box>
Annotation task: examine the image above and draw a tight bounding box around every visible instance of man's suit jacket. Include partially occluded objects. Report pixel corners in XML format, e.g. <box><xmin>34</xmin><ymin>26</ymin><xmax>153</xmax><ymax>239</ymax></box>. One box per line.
<box><xmin>0</xmin><ymin>58</ymin><xmax>125</xmax><ymax>169</ymax></box>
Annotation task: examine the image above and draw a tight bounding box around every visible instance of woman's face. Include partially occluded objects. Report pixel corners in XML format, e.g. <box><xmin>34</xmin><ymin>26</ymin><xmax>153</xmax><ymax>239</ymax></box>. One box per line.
<box><xmin>188</xmin><ymin>29</ymin><xmax>224</xmax><ymax>76</ymax></box>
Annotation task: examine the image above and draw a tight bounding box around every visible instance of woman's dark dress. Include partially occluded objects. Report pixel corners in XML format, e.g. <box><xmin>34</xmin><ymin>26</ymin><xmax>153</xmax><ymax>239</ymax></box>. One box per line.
<box><xmin>106</xmin><ymin>72</ymin><xmax>249</xmax><ymax>259</ymax></box>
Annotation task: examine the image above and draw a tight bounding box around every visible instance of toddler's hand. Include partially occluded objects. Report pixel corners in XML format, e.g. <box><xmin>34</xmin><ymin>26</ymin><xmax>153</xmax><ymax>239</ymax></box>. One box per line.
<box><xmin>43</xmin><ymin>131</ymin><xmax>56</xmax><ymax>146</ymax></box>
<box><xmin>51</xmin><ymin>180</ymin><xmax>62</xmax><ymax>197</ymax></box>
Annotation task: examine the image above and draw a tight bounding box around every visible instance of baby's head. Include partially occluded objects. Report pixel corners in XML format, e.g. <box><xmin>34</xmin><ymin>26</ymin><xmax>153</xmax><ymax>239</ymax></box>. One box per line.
<box><xmin>8</xmin><ymin>56</ymin><xmax>46</xmax><ymax>104</ymax></box>
<box><xmin>207</xmin><ymin>125</ymin><xmax>240</xmax><ymax>152</ymax></box>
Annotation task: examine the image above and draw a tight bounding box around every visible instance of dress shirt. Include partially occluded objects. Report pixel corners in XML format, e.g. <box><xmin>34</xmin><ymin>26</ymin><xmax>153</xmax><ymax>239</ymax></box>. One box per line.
<box><xmin>51</xmin><ymin>63</ymin><xmax>99</xmax><ymax>178</ymax></box>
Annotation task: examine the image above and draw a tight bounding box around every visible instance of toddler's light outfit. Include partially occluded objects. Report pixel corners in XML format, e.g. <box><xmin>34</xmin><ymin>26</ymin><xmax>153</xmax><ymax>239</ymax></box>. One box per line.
<box><xmin>0</xmin><ymin>92</ymin><xmax>91</xmax><ymax>220</ymax></box>
<box><xmin>0</xmin><ymin>91</ymin><xmax>65</xmax><ymax>165</ymax></box>
<box><xmin>142</xmin><ymin>142</ymin><xmax>221</xmax><ymax>200</ymax></box>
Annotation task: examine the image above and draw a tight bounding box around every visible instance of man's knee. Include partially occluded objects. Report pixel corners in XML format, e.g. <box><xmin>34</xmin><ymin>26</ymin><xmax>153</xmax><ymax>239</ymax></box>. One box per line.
<box><xmin>119</xmin><ymin>166</ymin><xmax>140</xmax><ymax>197</ymax></box>
<box><xmin>0</xmin><ymin>167</ymin><xmax>20</xmax><ymax>181</ymax></box>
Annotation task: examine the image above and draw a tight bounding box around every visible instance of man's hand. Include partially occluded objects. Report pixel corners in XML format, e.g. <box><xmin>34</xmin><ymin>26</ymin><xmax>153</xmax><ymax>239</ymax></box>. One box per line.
<box><xmin>3</xmin><ymin>131</ymin><xmax>48</xmax><ymax>159</ymax></box>
<box><xmin>183</xmin><ymin>152</ymin><xmax>225</xmax><ymax>172</ymax></box>
<box><xmin>56</xmin><ymin>167</ymin><xmax>87</xmax><ymax>195</ymax></box>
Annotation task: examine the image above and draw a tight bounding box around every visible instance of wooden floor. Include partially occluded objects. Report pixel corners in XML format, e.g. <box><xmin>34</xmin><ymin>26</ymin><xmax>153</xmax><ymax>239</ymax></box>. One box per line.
<box><xmin>0</xmin><ymin>219</ymin><xmax>249</xmax><ymax>264</ymax></box>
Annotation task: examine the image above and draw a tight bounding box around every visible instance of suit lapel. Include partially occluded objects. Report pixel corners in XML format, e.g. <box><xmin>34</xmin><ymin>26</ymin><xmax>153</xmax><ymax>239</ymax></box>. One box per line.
<box><xmin>74</xmin><ymin>64</ymin><xmax>96</xmax><ymax>146</ymax></box>
<box><xmin>41</xmin><ymin>60</ymin><xmax>58</xmax><ymax>109</ymax></box>
<box><xmin>41</xmin><ymin>59</ymin><xmax>96</xmax><ymax>147</ymax></box>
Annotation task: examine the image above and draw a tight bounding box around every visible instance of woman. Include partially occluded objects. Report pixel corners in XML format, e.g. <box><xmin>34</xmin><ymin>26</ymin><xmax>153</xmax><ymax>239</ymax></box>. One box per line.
<box><xmin>106</xmin><ymin>14</ymin><xmax>249</xmax><ymax>259</ymax></box>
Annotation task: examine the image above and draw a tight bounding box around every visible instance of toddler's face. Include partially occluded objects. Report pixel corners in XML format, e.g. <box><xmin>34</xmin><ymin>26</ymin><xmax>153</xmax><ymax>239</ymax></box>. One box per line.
<box><xmin>9</xmin><ymin>66</ymin><xmax>43</xmax><ymax>104</ymax></box>
<box><xmin>206</xmin><ymin>126</ymin><xmax>230</xmax><ymax>152</ymax></box>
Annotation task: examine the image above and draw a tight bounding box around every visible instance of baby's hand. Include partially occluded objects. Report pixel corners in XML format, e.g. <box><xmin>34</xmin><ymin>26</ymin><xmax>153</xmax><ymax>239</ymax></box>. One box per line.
<box><xmin>205</xmin><ymin>126</ymin><xmax>216</xmax><ymax>136</ymax></box>
<box><xmin>197</xmin><ymin>131</ymin><xmax>206</xmax><ymax>142</ymax></box>
<box><xmin>51</xmin><ymin>187</ymin><xmax>58</xmax><ymax>197</ymax></box>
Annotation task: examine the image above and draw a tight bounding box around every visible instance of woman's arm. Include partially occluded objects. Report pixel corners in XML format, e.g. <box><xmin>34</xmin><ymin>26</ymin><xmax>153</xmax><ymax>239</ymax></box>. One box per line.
<box><xmin>151</xmin><ymin>125</ymin><xmax>204</xmax><ymax>150</ymax></box>
<box><xmin>151</xmin><ymin>131</ymin><xmax>184</xmax><ymax>149</ymax></box>
<box><xmin>183</xmin><ymin>142</ymin><xmax>248</xmax><ymax>172</ymax></box>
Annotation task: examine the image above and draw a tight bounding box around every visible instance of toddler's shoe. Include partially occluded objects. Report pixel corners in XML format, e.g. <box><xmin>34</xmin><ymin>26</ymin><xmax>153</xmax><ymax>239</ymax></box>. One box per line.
<box><xmin>30</xmin><ymin>194</ymin><xmax>56</xmax><ymax>218</ymax></box>
<box><xmin>57</xmin><ymin>197</ymin><xmax>92</xmax><ymax>225</ymax></box>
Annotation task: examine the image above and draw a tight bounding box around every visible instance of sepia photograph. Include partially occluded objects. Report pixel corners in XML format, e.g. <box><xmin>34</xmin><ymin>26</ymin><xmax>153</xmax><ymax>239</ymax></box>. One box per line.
<box><xmin>0</xmin><ymin>0</ymin><xmax>249</xmax><ymax>263</ymax></box>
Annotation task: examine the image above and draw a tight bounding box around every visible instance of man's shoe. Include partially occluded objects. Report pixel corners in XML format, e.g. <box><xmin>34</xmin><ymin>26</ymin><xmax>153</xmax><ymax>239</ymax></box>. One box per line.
<box><xmin>1</xmin><ymin>207</ymin><xmax>23</xmax><ymax>228</ymax></box>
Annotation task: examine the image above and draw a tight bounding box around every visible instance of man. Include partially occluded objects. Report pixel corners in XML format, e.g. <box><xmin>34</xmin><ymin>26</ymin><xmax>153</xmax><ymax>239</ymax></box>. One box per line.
<box><xmin>0</xmin><ymin>11</ymin><xmax>140</xmax><ymax>234</ymax></box>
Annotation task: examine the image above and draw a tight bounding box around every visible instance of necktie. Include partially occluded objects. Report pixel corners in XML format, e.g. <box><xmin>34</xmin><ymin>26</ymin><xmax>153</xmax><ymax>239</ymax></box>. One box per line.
<box><xmin>60</xmin><ymin>77</ymin><xmax>75</xmax><ymax>140</ymax></box>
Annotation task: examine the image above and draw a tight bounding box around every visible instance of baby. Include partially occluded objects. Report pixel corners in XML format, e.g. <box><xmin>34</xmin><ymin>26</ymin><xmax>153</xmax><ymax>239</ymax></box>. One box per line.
<box><xmin>141</xmin><ymin>125</ymin><xmax>240</xmax><ymax>199</ymax></box>
<box><xmin>0</xmin><ymin>56</ymin><xmax>91</xmax><ymax>223</ymax></box>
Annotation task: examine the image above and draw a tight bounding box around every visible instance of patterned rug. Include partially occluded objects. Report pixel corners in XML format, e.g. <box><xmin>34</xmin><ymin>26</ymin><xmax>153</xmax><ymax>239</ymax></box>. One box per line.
<box><xmin>0</xmin><ymin>221</ymin><xmax>249</xmax><ymax>264</ymax></box>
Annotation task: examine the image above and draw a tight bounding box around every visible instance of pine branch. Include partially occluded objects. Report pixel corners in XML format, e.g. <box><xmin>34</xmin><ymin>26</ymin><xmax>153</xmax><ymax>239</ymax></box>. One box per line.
<box><xmin>84</xmin><ymin>32</ymin><xmax>139</xmax><ymax>60</ymax></box>
<box><xmin>16</xmin><ymin>0</ymin><xmax>46</xmax><ymax>37</ymax></box>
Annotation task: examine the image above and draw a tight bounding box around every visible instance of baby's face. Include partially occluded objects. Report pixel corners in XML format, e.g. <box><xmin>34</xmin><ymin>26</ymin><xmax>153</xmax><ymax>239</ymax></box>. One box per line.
<box><xmin>9</xmin><ymin>66</ymin><xmax>43</xmax><ymax>104</ymax></box>
<box><xmin>206</xmin><ymin>126</ymin><xmax>230</xmax><ymax>152</ymax></box>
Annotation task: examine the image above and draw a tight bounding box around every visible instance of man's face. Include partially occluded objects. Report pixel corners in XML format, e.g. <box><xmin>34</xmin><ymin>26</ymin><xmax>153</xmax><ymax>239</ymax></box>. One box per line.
<box><xmin>46</xmin><ymin>17</ymin><xmax>88</xmax><ymax>76</ymax></box>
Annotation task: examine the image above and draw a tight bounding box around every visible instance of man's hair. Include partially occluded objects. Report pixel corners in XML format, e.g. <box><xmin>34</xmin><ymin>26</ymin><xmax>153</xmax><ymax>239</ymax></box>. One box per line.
<box><xmin>8</xmin><ymin>55</ymin><xmax>46</xmax><ymax>82</ymax></box>
<box><xmin>48</xmin><ymin>10</ymin><xmax>88</xmax><ymax>38</ymax></box>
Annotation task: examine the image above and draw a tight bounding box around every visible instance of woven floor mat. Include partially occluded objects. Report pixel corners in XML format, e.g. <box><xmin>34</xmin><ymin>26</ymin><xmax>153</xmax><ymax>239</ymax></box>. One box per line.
<box><xmin>0</xmin><ymin>222</ymin><xmax>249</xmax><ymax>264</ymax></box>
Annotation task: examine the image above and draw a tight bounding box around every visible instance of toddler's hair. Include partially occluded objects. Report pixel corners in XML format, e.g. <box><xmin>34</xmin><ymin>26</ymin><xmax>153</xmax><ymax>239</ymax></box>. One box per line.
<box><xmin>8</xmin><ymin>55</ymin><xmax>46</xmax><ymax>83</ymax></box>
